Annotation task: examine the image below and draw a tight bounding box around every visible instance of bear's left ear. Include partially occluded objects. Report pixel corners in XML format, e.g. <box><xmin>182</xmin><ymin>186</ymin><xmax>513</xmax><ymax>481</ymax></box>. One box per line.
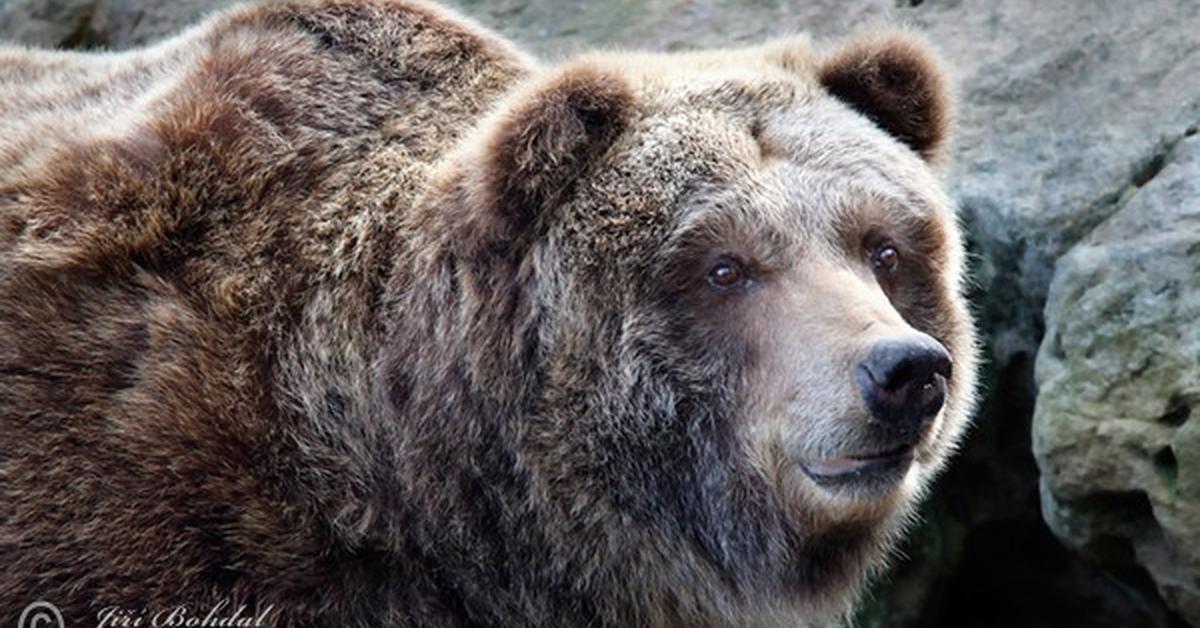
<box><xmin>819</xmin><ymin>33</ymin><xmax>952</xmax><ymax>164</ymax></box>
<box><xmin>474</xmin><ymin>66</ymin><xmax>635</xmax><ymax>238</ymax></box>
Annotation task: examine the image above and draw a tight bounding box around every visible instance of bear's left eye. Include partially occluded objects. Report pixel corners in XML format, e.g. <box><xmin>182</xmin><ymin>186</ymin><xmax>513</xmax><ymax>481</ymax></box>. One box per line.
<box><xmin>707</xmin><ymin>258</ymin><xmax>748</xmax><ymax>290</ymax></box>
<box><xmin>870</xmin><ymin>244</ymin><xmax>900</xmax><ymax>273</ymax></box>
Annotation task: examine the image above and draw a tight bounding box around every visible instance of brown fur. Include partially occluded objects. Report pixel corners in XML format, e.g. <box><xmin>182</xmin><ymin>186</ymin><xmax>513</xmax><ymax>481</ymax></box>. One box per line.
<box><xmin>0</xmin><ymin>2</ymin><xmax>976</xmax><ymax>626</ymax></box>
<box><xmin>819</xmin><ymin>31</ymin><xmax>953</xmax><ymax>164</ymax></box>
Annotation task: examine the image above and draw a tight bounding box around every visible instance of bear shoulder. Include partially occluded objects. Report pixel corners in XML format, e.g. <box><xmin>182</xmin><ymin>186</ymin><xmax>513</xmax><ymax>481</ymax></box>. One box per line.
<box><xmin>0</xmin><ymin>5</ymin><xmax>533</xmax><ymax>616</ymax></box>
<box><xmin>0</xmin><ymin>0</ymin><xmax>531</xmax><ymax>274</ymax></box>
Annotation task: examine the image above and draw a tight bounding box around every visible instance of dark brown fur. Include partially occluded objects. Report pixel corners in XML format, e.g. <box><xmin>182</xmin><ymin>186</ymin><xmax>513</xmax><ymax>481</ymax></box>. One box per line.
<box><xmin>2</xmin><ymin>1</ymin><xmax>531</xmax><ymax>624</ymax></box>
<box><xmin>0</xmin><ymin>2</ymin><xmax>973</xmax><ymax>626</ymax></box>
<box><xmin>819</xmin><ymin>32</ymin><xmax>952</xmax><ymax>163</ymax></box>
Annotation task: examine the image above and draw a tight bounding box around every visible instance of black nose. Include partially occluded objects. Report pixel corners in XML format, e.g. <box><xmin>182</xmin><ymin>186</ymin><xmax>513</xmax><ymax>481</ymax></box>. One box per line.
<box><xmin>854</xmin><ymin>336</ymin><xmax>952</xmax><ymax>432</ymax></box>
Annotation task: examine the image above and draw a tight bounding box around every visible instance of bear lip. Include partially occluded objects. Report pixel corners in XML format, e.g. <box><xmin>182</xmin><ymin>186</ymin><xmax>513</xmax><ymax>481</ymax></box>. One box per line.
<box><xmin>799</xmin><ymin>444</ymin><xmax>914</xmax><ymax>480</ymax></box>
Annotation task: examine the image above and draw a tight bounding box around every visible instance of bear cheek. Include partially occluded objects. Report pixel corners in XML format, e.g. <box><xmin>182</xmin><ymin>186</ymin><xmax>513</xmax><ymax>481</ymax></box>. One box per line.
<box><xmin>733</xmin><ymin>279</ymin><xmax>871</xmax><ymax>471</ymax></box>
<box><xmin>735</xmin><ymin>264</ymin><xmax>950</xmax><ymax>509</ymax></box>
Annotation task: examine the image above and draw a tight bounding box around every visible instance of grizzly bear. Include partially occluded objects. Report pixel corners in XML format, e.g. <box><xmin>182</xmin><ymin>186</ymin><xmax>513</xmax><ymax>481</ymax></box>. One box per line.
<box><xmin>0</xmin><ymin>0</ymin><xmax>978</xmax><ymax>626</ymax></box>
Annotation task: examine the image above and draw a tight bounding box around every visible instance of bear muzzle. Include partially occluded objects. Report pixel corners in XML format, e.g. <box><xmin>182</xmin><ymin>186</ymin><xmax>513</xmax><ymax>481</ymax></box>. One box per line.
<box><xmin>797</xmin><ymin>334</ymin><xmax>952</xmax><ymax>492</ymax></box>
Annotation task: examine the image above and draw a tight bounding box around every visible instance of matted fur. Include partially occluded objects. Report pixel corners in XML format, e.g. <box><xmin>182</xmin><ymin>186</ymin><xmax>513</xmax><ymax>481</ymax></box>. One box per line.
<box><xmin>0</xmin><ymin>1</ymin><xmax>977</xmax><ymax>626</ymax></box>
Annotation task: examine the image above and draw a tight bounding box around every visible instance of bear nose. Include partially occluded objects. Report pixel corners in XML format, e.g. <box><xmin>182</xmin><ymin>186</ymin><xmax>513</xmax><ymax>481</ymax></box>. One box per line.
<box><xmin>854</xmin><ymin>336</ymin><xmax>952</xmax><ymax>432</ymax></box>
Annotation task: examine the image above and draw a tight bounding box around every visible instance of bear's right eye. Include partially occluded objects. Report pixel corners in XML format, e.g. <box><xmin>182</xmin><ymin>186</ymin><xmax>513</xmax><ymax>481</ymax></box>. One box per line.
<box><xmin>707</xmin><ymin>259</ymin><xmax>748</xmax><ymax>291</ymax></box>
<box><xmin>871</xmin><ymin>245</ymin><xmax>900</xmax><ymax>273</ymax></box>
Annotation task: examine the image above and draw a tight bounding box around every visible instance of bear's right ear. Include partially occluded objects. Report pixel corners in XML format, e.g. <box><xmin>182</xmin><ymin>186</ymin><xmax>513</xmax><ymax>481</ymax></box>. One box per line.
<box><xmin>818</xmin><ymin>32</ymin><xmax>952</xmax><ymax>164</ymax></box>
<box><xmin>472</xmin><ymin>66</ymin><xmax>635</xmax><ymax>239</ymax></box>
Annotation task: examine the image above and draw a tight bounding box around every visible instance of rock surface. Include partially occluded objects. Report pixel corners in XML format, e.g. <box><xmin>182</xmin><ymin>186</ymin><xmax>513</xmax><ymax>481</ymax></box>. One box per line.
<box><xmin>0</xmin><ymin>0</ymin><xmax>228</xmax><ymax>49</ymax></box>
<box><xmin>1035</xmin><ymin>134</ymin><xmax>1200</xmax><ymax>626</ymax></box>
<box><xmin>2</xmin><ymin>0</ymin><xmax>1199</xmax><ymax>625</ymax></box>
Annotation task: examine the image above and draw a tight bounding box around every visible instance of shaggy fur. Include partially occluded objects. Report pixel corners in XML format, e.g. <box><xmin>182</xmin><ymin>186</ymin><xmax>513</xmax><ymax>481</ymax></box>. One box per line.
<box><xmin>0</xmin><ymin>1</ymin><xmax>977</xmax><ymax>626</ymax></box>
<box><xmin>818</xmin><ymin>31</ymin><xmax>953</xmax><ymax>164</ymax></box>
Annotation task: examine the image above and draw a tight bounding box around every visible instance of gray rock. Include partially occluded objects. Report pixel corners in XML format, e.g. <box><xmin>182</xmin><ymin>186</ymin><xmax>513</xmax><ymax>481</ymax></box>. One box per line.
<box><xmin>921</xmin><ymin>0</ymin><xmax>1200</xmax><ymax>373</ymax></box>
<box><xmin>105</xmin><ymin>0</ymin><xmax>232</xmax><ymax>49</ymax></box>
<box><xmin>0</xmin><ymin>0</ymin><xmax>109</xmax><ymax>49</ymax></box>
<box><xmin>1035</xmin><ymin>134</ymin><xmax>1200</xmax><ymax>626</ymax></box>
<box><xmin>0</xmin><ymin>0</ymin><xmax>230</xmax><ymax>50</ymax></box>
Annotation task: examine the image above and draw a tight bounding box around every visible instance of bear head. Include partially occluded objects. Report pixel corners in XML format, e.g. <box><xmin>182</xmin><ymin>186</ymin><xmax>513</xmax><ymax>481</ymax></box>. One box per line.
<box><xmin>400</xmin><ymin>30</ymin><xmax>978</xmax><ymax>625</ymax></box>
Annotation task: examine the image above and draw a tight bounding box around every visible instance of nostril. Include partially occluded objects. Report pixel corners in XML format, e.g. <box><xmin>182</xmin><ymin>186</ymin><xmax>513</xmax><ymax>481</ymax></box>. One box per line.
<box><xmin>930</xmin><ymin>351</ymin><xmax>952</xmax><ymax>381</ymax></box>
<box><xmin>916</xmin><ymin>357</ymin><xmax>951</xmax><ymax>393</ymax></box>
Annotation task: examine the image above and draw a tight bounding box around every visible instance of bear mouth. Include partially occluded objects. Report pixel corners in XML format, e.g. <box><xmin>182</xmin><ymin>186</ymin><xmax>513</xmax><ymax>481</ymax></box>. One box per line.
<box><xmin>799</xmin><ymin>444</ymin><xmax>914</xmax><ymax>491</ymax></box>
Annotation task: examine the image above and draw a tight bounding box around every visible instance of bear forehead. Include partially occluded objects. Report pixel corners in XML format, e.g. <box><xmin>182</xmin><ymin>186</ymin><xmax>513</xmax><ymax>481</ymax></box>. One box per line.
<box><xmin>568</xmin><ymin>36</ymin><xmax>822</xmax><ymax>92</ymax></box>
<box><xmin>552</xmin><ymin>79</ymin><xmax>943</xmax><ymax>268</ymax></box>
